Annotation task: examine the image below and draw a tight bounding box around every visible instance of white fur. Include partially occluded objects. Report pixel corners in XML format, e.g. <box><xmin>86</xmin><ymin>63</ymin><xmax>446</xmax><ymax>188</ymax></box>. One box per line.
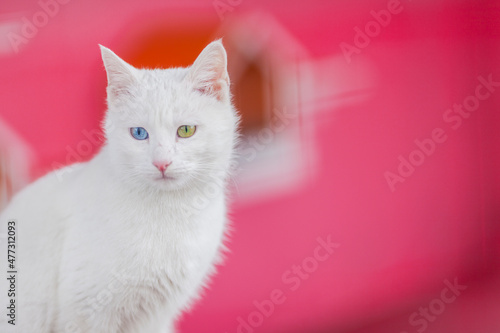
<box><xmin>0</xmin><ymin>40</ymin><xmax>238</xmax><ymax>333</ymax></box>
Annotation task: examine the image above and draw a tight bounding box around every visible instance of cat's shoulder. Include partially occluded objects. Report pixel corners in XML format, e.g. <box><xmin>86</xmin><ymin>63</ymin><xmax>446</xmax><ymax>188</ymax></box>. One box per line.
<box><xmin>2</xmin><ymin>162</ymin><xmax>86</xmax><ymax>214</ymax></box>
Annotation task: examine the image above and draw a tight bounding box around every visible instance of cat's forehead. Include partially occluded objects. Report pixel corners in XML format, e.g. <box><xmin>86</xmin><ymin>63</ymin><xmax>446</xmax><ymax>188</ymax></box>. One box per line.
<box><xmin>140</xmin><ymin>67</ymin><xmax>188</xmax><ymax>87</ymax></box>
<box><xmin>127</xmin><ymin>67</ymin><xmax>203</xmax><ymax>123</ymax></box>
<box><xmin>138</xmin><ymin>68</ymin><xmax>190</xmax><ymax>102</ymax></box>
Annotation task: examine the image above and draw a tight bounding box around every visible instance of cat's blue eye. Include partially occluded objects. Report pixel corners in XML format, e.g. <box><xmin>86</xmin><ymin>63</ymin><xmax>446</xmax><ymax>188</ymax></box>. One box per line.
<box><xmin>130</xmin><ymin>127</ymin><xmax>149</xmax><ymax>140</ymax></box>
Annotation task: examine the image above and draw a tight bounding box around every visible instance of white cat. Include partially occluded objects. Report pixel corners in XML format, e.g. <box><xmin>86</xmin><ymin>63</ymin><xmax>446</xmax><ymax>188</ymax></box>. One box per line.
<box><xmin>0</xmin><ymin>40</ymin><xmax>239</xmax><ymax>333</ymax></box>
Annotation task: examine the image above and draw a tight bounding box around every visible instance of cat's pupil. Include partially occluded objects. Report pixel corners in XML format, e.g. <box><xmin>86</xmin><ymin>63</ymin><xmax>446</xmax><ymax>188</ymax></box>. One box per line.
<box><xmin>177</xmin><ymin>125</ymin><xmax>196</xmax><ymax>138</ymax></box>
<box><xmin>131</xmin><ymin>127</ymin><xmax>148</xmax><ymax>140</ymax></box>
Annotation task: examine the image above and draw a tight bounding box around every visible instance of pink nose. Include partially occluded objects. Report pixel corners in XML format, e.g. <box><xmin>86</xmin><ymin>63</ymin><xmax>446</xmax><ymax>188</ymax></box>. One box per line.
<box><xmin>153</xmin><ymin>160</ymin><xmax>171</xmax><ymax>172</ymax></box>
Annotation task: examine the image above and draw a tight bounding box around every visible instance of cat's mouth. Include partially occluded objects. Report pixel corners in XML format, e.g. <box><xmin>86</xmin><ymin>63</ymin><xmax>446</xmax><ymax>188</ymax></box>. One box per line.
<box><xmin>156</xmin><ymin>173</ymin><xmax>176</xmax><ymax>181</ymax></box>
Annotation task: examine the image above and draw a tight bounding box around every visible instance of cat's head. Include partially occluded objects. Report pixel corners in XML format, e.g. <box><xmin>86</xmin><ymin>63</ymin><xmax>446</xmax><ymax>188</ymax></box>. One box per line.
<box><xmin>100</xmin><ymin>40</ymin><xmax>238</xmax><ymax>192</ymax></box>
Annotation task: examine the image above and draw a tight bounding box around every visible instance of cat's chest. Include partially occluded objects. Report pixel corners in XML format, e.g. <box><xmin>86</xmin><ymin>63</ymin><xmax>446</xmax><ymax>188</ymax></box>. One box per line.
<box><xmin>105</xmin><ymin>202</ymin><xmax>224</xmax><ymax>286</ymax></box>
<box><xmin>118</xmin><ymin>232</ymin><xmax>202</xmax><ymax>297</ymax></box>
<box><xmin>68</xmin><ymin>189</ymin><xmax>226</xmax><ymax>300</ymax></box>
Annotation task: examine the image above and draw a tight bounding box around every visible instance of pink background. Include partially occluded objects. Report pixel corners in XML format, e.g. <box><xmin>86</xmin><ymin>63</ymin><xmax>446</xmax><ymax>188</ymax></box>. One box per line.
<box><xmin>1</xmin><ymin>0</ymin><xmax>499</xmax><ymax>332</ymax></box>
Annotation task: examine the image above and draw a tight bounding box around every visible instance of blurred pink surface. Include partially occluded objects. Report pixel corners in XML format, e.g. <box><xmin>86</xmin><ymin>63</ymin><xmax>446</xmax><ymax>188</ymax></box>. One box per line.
<box><xmin>1</xmin><ymin>0</ymin><xmax>499</xmax><ymax>332</ymax></box>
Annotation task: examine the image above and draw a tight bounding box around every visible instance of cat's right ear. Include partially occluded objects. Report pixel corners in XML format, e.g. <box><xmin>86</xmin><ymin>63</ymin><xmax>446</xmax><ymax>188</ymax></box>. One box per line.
<box><xmin>99</xmin><ymin>45</ymin><xmax>138</xmax><ymax>103</ymax></box>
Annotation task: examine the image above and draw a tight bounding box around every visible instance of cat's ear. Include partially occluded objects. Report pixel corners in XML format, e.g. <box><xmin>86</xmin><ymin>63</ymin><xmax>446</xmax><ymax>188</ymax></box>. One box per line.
<box><xmin>99</xmin><ymin>45</ymin><xmax>138</xmax><ymax>103</ymax></box>
<box><xmin>185</xmin><ymin>40</ymin><xmax>230</xmax><ymax>103</ymax></box>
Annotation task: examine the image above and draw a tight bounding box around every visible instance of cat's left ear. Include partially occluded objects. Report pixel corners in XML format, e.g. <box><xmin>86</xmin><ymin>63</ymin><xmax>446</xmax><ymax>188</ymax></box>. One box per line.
<box><xmin>185</xmin><ymin>40</ymin><xmax>230</xmax><ymax>103</ymax></box>
<box><xmin>100</xmin><ymin>45</ymin><xmax>138</xmax><ymax>103</ymax></box>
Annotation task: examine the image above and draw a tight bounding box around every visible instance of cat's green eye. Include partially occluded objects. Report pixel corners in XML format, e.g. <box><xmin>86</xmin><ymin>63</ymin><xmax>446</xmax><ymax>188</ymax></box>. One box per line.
<box><xmin>177</xmin><ymin>125</ymin><xmax>196</xmax><ymax>138</ymax></box>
